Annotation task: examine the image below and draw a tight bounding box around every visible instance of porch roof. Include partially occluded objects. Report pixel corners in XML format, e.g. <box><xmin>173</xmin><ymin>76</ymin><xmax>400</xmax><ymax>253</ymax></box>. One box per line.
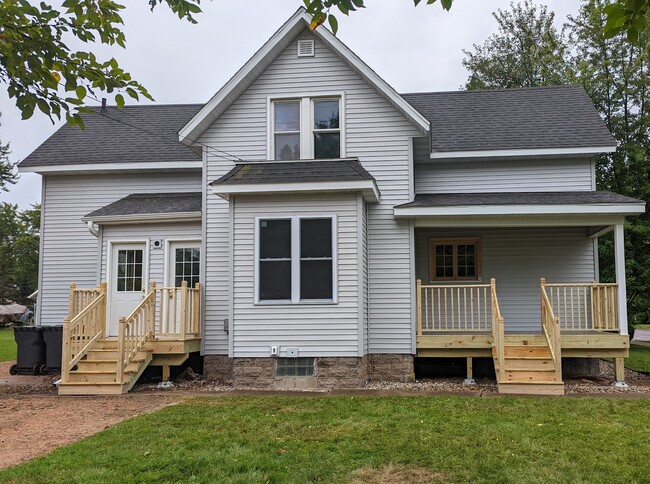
<box><xmin>82</xmin><ymin>192</ymin><xmax>202</xmax><ymax>224</ymax></box>
<box><xmin>394</xmin><ymin>191</ymin><xmax>645</xmax><ymax>219</ymax></box>
<box><xmin>210</xmin><ymin>159</ymin><xmax>380</xmax><ymax>202</ymax></box>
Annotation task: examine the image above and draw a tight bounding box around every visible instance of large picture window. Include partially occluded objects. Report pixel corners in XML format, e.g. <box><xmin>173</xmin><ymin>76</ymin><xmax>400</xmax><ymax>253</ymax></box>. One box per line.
<box><xmin>272</xmin><ymin>96</ymin><xmax>342</xmax><ymax>160</ymax></box>
<box><xmin>257</xmin><ymin>216</ymin><xmax>336</xmax><ymax>303</ymax></box>
<box><xmin>428</xmin><ymin>238</ymin><xmax>481</xmax><ymax>281</ymax></box>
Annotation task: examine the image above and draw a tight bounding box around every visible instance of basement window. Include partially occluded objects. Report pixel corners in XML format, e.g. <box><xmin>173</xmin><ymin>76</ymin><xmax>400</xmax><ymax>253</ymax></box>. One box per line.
<box><xmin>275</xmin><ymin>357</ymin><xmax>315</xmax><ymax>377</ymax></box>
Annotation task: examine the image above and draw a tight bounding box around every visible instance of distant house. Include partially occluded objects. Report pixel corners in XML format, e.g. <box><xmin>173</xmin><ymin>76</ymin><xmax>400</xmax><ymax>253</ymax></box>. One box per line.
<box><xmin>19</xmin><ymin>8</ymin><xmax>644</xmax><ymax>395</ymax></box>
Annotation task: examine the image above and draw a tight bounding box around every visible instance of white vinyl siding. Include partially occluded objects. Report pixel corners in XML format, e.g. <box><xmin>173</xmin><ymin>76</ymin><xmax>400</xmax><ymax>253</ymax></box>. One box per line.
<box><xmin>231</xmin><ymin>193</ymin><xmax>360</xmax><ymax>358</ymax></box>
<box><xmin>199</xmin><ymin>30</ymin><xmax>421</xmax><ymax>355</ymax></box>
<box><xmin>38</xmin><ymin>172</ymin><xmax>201</xmax><ymax>326</ymax></box>
<box><xmin>100</xmin><ymin>222</ymin><xmax>202</xmax><ymax>286</ymax></box>
<box><xmin>415</xmin><ymin>227</ymin><xmax>597</xmax><ymax>333</ymax></box>
<box><xmin>413</xmin><ymin>139</ymin><xmax>595</xmax><ymax>193</ymax></box>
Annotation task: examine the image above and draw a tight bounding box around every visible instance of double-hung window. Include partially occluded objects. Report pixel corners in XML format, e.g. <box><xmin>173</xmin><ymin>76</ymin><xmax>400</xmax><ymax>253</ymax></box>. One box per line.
<box><xmin>272</xmin><ymin>96</ymin><xmax>342</xmax><ymax>160</ymax></box>
<box><xmin>257</xmin><ymin>216</ymin><xmax>336</xmax><ymax>303</ymax></box>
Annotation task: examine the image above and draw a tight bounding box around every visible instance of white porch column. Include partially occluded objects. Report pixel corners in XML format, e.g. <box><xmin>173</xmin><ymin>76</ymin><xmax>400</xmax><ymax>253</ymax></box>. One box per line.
<box><xmin>614</xmin><ymin>223</ymin><xmax>628</xmax><ymax>335</ymax></box>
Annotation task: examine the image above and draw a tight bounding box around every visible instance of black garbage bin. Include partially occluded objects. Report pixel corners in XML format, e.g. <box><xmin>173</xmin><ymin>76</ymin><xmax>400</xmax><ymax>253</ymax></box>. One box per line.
<box><xmin>10</xmin><ymin>326</ymin><xmax>45</xmax><ymax>375</ymax></box>
<box><xmin>41</xmin><ymin>325</ymin><xmax>63</xmax><ymax>374</ymax></box>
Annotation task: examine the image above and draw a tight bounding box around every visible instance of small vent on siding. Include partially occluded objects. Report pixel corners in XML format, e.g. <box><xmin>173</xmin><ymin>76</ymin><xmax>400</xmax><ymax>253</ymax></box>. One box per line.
<box><xmin>297</xmin><ymin>39</ymin><xmax>315</xmax><ymax>57</ymax></box>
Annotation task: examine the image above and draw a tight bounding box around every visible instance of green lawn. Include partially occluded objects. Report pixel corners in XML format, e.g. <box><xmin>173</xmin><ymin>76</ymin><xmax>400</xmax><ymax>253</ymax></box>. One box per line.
<box><xmin>634</xmin><ymin>324</ymin><xmax>650</xmax><ymax>331</ymax></box>
<box><xmin>625</xmin><ymin>344</ymin><xmax>650</xmax><ymax>373</ymax></box>
<box><xmin>1</xmin><ymin>396</ymin><xmax>649</xmax><ymax>483</ymax></box>
<box><xmin>0</xmin><ymin>327</ymin><xmax>16</xmax><ymax>362</ymax></box>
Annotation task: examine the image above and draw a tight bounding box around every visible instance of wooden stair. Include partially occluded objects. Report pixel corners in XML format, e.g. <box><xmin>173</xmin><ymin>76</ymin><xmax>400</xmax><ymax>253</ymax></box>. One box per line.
<box><xmin>493</xmin><ymin>337</ymin><xmax>564</xmax><ymax>396</ymax></box>
<box><xmin>58</xmin><ymin>339</ymin><xmax>153</xmax><ymax>395</ymax></box>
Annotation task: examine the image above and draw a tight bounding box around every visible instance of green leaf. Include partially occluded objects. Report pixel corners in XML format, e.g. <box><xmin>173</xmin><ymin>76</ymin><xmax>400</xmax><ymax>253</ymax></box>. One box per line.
<box><xmin>115</xmin><ymin>93</ymin><xmax>125</xmax><ymax>109</ymax></box>
<box><xmin>328</xmin><ymin>14</ymin><xmax>338</xmax><ymax>35</ymax></box>
<box><xmin>75</xmin><ymin>85</ymin><xmax>86</xmax><ymax>100</ymax></box>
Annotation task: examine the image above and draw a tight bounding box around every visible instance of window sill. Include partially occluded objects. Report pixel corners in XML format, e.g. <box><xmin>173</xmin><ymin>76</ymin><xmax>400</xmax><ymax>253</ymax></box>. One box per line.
<box><xmin>255</xmin><ymin>299</ymin><xmax>338</xmax><ymax>306</ymax></box>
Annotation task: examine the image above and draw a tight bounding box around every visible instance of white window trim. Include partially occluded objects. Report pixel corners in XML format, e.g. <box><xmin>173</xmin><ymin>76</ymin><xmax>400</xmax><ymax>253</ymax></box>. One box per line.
<box><xmin>254</xmin><ymin>215</ymin><xmax>338</xmax><ymax>305</ymax></box>
<box><xmin>267</xmin><ymin>93</ymin><xmax>346</xmax><ymax>160</ymax></box>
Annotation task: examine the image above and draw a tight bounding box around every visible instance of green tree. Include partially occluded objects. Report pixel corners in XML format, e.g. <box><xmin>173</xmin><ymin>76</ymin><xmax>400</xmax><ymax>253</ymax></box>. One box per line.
<box><xmin>0</xmin><ymin>1</ymin><xmax>201</xmax><ymax>127</ymax></box>
<box><xmin>0</xmin><ymin>133</ymin><xmax>15</xmax><ymax>192</ymax></box>
<box><xmin>568</xmin><ymin>1</ymin><xmax>650</xmax><ymax>326</ymax></box>
<box><xmin>0</xmin><ymin>203</ymin><xmax>40</xmax><ymax>305</ymax></box>
<box><xmin>461</xmin><ymin>1</ymin><xmax>570</xmax><ymax>90</ymax></box>
<box><xmin>305</xmin><ymin>0</ymin><xmax>648</xmax><ymax>42</ymax></box>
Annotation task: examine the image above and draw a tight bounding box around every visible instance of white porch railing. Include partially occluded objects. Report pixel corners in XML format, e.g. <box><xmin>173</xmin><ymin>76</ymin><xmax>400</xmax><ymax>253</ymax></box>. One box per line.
<box><xmin>541</xmin><ymin>281</ymin><xmax>619</xmax><ymax>332</ymax></box>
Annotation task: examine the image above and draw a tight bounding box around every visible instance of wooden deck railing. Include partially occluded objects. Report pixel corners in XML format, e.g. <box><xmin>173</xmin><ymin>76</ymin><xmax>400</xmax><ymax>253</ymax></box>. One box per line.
<box><xmin>154</xmin><ymin>281</ymin><xmax>201</xmax><ymax>339</ymax></box>
<box><xmin>542</xmin><ymin>281</ymin><xmax>619</xmax><ymax>331</ymax></box>
<box><xmin>416</xmin><ymin>279</ymin><xmax>495</xmax><ymax>333</ymax></box>
<box><xmin>117</xmin><ymin>281</ymin><xmax>156</xmax><ymax>384</ymax></box>
<box><xmin>540</xmin><ymin>278</ymin><xmax>562</xmax><ymax>381</ymax></box>
<box><xmin>62</xmin><ymin>283</ymin><xmax>106</xmax><ymax>383</ymax></box>
<box><xmin>68</xmin><ymin>283</ymin><xmax>102</xmax><ymax>319</ymax></box>
<box><xmin>490</xmin><ymin>279</ymin><xmax>505</xmax><ymax>380</ymax></box>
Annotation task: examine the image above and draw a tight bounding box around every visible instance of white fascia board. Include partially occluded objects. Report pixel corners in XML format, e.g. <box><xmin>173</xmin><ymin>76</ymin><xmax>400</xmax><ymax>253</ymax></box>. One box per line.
<box><xmin>394</xmin><ymin>202</ymin><xmax>646</xmax><ymax>218</ymax></box>
<box><xmin>18</xmin><ymin>161</ymin><xmax>202</xmax><ymax>174</ymax></box>
<box><xmin>212</xmin><ymin>180</ymin><xmax>380</xmax><ymax>203</ymax></box>
<box><xmin>411</xmin><ymin>216</ymin><xmax>625</xmax><ymax>228</ymax></box>
<box><xmin>429</xmin><ymin>146</ymin><xmax>618</xmax><ymax>160</ymax></box>
<box><xmin>179</xmin><ymin>8</ymin><xmax>430</xmax><ymax>145</ymax></box>
<box><xmin>81</xmin><ymin>212</ymin><xmax>202</xmax><ymax>225</ymax></box>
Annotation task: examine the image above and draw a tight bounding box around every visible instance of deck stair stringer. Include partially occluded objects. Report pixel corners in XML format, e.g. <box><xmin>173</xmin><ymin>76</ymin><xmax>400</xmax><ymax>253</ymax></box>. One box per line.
<box><xmin>493</xmin><ymin>334</ymin><xmax>564</xmax><ymax>396</ymax></box>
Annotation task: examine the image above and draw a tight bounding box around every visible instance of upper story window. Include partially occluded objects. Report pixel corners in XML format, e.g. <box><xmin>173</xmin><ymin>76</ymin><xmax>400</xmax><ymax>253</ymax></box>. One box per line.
<box><xmin>429</xmin><ymin>238</ymin><xmax>481</xmax><ymax>282</ymax></box>
<box><xmin>271</xmin><ymin>96</ymin><xmax>343</xmax><ymax>160</ymax></box>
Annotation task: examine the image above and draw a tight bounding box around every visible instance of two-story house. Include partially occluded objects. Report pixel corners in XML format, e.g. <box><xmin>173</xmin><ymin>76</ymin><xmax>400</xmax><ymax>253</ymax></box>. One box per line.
<box><xmin>19</xmin><ymin>8</ymin><xmax>644</xmax><ymax>395</ymax></box>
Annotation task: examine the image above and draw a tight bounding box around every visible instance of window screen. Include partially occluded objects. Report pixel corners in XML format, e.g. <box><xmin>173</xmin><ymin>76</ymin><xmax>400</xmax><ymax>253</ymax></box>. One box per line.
<box><xmin>259</xmin><ymin>219</ymin><xmax>292</xmax><ymax>300</ymax></box>
<box><xmin>313</xmin><ymin>99</ymin><xmax>340</xmax><ymax>159</ymax></box>
<box><xmin>300</xmin><ymin>218</ymin><xmax>333</xmax><ymax>300</ymax></box>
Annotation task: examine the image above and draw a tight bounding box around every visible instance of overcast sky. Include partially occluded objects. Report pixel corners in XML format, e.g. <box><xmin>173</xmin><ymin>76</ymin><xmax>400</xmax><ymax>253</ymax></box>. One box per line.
<box><xmin>0</xmin><ymin>0</ymin><xmax>581</xmax><ymax>209</ymax></box>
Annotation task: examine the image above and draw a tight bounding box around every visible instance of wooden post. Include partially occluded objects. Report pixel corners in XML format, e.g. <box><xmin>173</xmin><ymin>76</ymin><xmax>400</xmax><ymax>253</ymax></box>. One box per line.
<box><xmin>162</xmin><ymin>365</ymin><xmax>170</xmax><ymax>382</ymax></box>
<box><xmin>194</xmin><ymin>282</ymin><xmax>201</xmax><ymax>335</ymax></box>
<box><xmin>180</xmin><ymin>280</ymin><xmax>188</xmax><ymax>340</ymax></box>
<box><xmin>416</xmin><ymin>279</ymin><xmax>422</xmax><ymax>336</ymax></box>
<box><xmin>117</xmin><ymin>317</ymin><xmax>126</xmax><ymax>385</ymax></box>
<box><xmin>62</xmin><ymin>317</ymin><xmax>71</xmax><ymax>383</ymax></box>
<box><xmin>68</xmin><ymin>282</ymin><xmax>77</xmax><ymax>318</ymax></box>
<box><xmin>463</xmin><ymin>357</ymin><xmax>475</xmax><ymax>385</ymax></box>
<box><xmin>614</xmin><ymin>357</ymin><xmax>626</xmax><ymax>384</ymax></box>
<box><xmin>149</xmin><ymin>281</ymin><xmax>157</xmax><ymax>339</ymax></box>
<box><xmin>99</xmin><ymin>282</ymin><xmax>107</xmax><ymax>338</ymax></box>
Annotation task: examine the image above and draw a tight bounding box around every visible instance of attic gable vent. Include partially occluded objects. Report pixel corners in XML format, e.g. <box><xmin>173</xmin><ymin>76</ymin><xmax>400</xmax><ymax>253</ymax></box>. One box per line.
<box><xmin>297</xmin><ymin>39</ymin><xmax>315</xmax><ymax>57</ymax></box>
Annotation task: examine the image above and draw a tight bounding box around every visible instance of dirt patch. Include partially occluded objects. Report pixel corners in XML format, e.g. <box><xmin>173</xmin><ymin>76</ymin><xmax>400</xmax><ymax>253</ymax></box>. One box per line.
<box><xmin>349</xmin><ymin>464</ymin><xmax>446</xmax><ymax>483</ymax></box>
<box><xmin>0</xmin><ymin>394</ymin><xmax>179</xmax><ymax>470</ymax></box>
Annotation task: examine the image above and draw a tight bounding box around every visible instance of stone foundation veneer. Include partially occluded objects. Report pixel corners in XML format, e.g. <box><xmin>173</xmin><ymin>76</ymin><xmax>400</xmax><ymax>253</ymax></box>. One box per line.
<box><xmin>203</xmin><ymin>354</ymin><xmax>414</xmax><ymax>388</ymax></box>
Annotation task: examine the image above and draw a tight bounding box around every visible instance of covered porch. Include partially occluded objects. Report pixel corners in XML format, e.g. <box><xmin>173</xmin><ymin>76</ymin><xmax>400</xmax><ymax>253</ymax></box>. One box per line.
<box><xmin>395</xmin><ymin>191</ymin><xmax>644</xmax><ymax>393</ymax></box>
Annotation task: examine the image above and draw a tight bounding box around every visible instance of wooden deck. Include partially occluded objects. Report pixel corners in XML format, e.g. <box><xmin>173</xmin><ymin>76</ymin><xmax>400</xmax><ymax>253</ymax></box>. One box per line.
<box><xmin>59</xmin><ymin>281</ymin><xmax>202</xmax><ymax>395</ymax></box>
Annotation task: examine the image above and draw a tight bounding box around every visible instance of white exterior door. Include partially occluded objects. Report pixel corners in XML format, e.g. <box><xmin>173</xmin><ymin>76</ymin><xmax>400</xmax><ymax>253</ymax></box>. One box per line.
<box><xmin>167</xmin><ymin>241</ymin><xmax>201</xmax><ymax>289</ymax></box>
<box><xmin>108</xmin><ymin>243</ymin><xmax>147</xmax><ymax>336</ymax></box>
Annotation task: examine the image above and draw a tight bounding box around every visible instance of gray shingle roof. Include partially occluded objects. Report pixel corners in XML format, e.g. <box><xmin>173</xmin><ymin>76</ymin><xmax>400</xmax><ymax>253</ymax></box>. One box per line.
<box><xmin>84</xmin><ymin>192</ymin><xmax>202</xmax><ymax>219</ymax></box>
<box><xmin>402</xmin><ymin>85</ymin><xmax>616</xmax><ymax>154</ymax></box>
<box><xmin>395</xmin><ymin>191</ymin><xmax>643</xmax><ymax>209</ymax></box>
<box><xmin>212</xmin><ymin>159</ymin><xmax>375</xmax><ymax>185</ymax></box>
<box><xmin>19</xmin><ymin>104</ymin><xmax>203</xmax><ymax>167</ymax></box>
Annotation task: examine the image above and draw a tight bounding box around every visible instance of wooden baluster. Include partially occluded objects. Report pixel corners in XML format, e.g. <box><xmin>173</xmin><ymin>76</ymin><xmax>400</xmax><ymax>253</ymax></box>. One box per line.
<box><xmin>149</xmin><ymin>281</ymin><xmax>156</xmax><ymax>339</ymax></box>
<box><xmin>471</xmin><ymin>287</ymin><xmax>475</xmax><ymax>331</ymax></box>
<box><xmin>437</xmin><ymin>287</ymin><xmax>441</xmax><ymax>331</ymax></box>
<box><xmin>117</xmin><ymin>317</ymin><xmax>126</xmax><ymax>384</ymax></box>
<box><xmin>416</xmin><ymin>279</ymin><xmax>422</xmax><ymax>336</ymax></box>
<box><xmin>62</xmin><ymin>317</ymin><xmax>71</xmax><ymax>383</ymax></box>
<box><xmin>180</xmin><ymin>281</ymin><xmax>188</xmax><ymax>340</ymax></box>
<box><xmin>68</xmin><ymin>282</ymin><xmax>77</xmax><ymax>319</ymax></box>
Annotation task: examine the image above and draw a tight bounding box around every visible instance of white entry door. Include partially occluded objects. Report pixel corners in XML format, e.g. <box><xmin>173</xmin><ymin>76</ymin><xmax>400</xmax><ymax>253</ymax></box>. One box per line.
<box><xmin>108</xmin><ymin>243</ymin><xmax>147</xmax><ymax>336</ymax></box>
<box><xmin>167</xmin><ymin>241</ymin><xmax>201</xmax><ymax>288</ymax></box>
